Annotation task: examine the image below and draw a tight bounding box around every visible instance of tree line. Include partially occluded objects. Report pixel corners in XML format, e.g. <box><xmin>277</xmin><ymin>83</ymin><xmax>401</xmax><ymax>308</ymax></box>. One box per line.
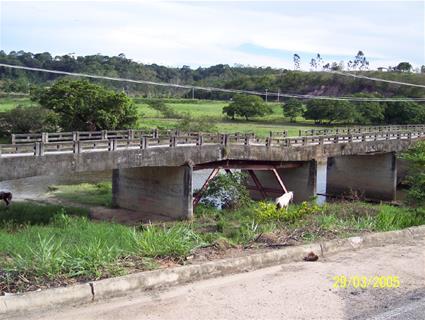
<box><xmin>223</xmin><ymin>94</ymin><xmax>425</xmax><ymax>125</ymax></box>
<box><xmin>1</xmin><ymin>50</ymin><xmax>425</xmax><ymax>100</ymax></box>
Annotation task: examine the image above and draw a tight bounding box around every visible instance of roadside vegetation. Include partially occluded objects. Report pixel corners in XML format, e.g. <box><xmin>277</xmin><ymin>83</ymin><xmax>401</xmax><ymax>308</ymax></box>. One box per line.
<box><xmin>2</xmin><ymin>140</ymin><xmax>425</xmax><ymax>295</ymax></box>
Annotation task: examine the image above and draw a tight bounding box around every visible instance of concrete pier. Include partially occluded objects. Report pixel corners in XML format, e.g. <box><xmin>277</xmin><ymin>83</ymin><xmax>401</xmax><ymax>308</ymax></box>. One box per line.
<box><xmin>246</xmin><ymin>160</ymin><xmax>317</xmax><ymax>202</ymax></box>
<box><xmin>112</xmin><ymin>165</ymin><xmax>193</xmax><ymax>219</ymax></box>
<box><xmin>326</xmin><ymin>153</ymin><xmax>397</xmax><ymax>201</ymax></box>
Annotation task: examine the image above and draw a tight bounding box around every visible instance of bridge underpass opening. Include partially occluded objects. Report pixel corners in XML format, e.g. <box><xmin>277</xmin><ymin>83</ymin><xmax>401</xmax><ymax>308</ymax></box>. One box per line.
<box><xmin>326</xmin><ymin>152</ymin><xmax>397</xmax><ymax>201</ymax></box>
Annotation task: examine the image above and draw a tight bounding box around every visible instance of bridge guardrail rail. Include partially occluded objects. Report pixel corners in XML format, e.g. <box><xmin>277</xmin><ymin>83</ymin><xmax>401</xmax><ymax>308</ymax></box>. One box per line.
<box><xmin>1</xmin><ymin>130</ymin><xmax>424</xmax><ymax>158</ymax></box>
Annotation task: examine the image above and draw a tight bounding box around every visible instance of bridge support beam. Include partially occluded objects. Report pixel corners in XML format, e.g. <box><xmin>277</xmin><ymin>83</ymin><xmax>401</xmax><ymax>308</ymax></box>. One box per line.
<box><xmin>245</xmin><ymin>160</ymin><xmax>317</xmax><ymax>202</ymax></box>
<box><xmin>326</xmin><ymin>153</ymin><xmax>397</xmax><ymax>201</ymax></box>
<box><xmin>112</xmin><ymin>165</ymin><xmax>193</xmax><ymax>220</ymax></box>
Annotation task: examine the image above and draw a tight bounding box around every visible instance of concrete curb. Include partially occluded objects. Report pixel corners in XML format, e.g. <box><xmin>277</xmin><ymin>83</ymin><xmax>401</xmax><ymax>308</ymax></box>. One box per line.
<box><xmin>2</xmin><ymin>225</ymin><xmax>425</xmax><ymax>317</ymax></box>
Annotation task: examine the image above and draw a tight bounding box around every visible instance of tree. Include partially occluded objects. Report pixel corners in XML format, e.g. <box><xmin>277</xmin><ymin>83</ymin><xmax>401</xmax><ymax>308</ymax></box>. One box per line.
<box><xmin>223</xmin><ymin>94</ymin><xmax>272</xmax><ymax>120</ymax></box>
<box><xmin>283</xmin><ymin>98</ymin><xmax>304</xmax><ymax>122</ymax></box>
<box><xmin>395</xmin><ymin>62</ymin><xmax>412</xmax><ymax>72</ymax></box>
<box><xmin>421</xmin><ymin>65</ymin><xmax>425</xmax><ymax>73</ymax></box>
<box><xmin>352</xmin><ymin>93</ymin><xmax>385</xmax><ymax>124</ymax></box>
<box><xmin>293</xmin><ymin>54</ymin><xmax>301</xmax><ymax>70</ymax></box>
<box><xmin>310</xmin><ymin>58</ymin><xmax>317</xmax><ymax>71</ymax></box>
<box><xmin>384</xmin><ymin>100</ymin><xmax>425</xmax><ymax>124</ymax></box>
<box><xmin>304</xmin><ymin>99</ymin><xmax>358</xmax><ymax>124</ymax></box>
<box><xmin>35</xmin><ymin>79</ymin><xmax>138</xmax><ymax>131</ymax></box>
<box><xmin>353</xmin><ymin>51</ymin><xmax>369</xmax><ymax>70</ymax></box>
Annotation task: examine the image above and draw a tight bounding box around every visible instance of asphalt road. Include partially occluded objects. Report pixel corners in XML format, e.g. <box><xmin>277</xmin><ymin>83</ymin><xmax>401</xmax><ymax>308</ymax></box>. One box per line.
<box><xmin>13</xmin><ymin>239</ymin><xmax>425</xmax><ymax>320</ymax></box>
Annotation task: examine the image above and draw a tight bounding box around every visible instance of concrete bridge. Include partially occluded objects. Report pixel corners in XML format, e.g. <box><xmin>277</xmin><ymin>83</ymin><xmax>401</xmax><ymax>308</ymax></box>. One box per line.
<box><xmin>1</xmin><ymin>127</ymin><xmax>424</xmax><ymax>220</ymax></box>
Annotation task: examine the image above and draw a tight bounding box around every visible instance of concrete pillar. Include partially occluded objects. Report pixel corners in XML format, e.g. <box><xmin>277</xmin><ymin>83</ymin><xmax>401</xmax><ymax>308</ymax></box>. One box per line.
<box><xmin>112</xmin><ymin>165</ymin><xmax>193</xmax><ymax>220</ymax></box>
<box><xmin>245</xmin><ymin>160</ymin><xmax>317</xmax><ymax>203</ymax></box>
<box><xmin>326</xmin><ymin>153</ymin><xmax>396</xmax><ymax>201</ymax></box>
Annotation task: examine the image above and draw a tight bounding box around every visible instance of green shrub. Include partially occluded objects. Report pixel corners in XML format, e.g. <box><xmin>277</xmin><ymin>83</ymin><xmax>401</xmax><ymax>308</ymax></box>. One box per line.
<box><xmin>400</xmin><ymin>141</ymin><xmax>425</xmax><ymax>206</ymax></box>
<box><xmin>254</xmin><ymin>201</ymin><xmax>285</xmax><ymax>223</ymax></box>
<box><xmin>201</xmin><ymin>172</ymin><xmax>250</xmax><ymax>209</ymax></box>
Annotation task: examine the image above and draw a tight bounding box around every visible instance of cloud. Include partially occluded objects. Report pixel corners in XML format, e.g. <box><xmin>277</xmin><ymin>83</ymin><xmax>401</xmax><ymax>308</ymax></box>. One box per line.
<box><xmin>1</xmin><ymin>1</ymin><xmax>423</xmax><ymax>69</ymax></box>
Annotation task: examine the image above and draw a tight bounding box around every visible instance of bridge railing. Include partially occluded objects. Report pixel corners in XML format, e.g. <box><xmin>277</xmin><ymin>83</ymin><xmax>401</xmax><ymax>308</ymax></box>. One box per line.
<box><xmin>1</xmin><ymin>130</ymin><xmax>424</xmax><ymax>157</ymax></box>
<box><xmin>299</xmin><ymin>124</ymin><xmax>425</xmax><ymax>136</ymax></box>
<box><xmin>11</xmin><ymin>130</ymin><xmax>289</xmax><ymax>144</ymax></box>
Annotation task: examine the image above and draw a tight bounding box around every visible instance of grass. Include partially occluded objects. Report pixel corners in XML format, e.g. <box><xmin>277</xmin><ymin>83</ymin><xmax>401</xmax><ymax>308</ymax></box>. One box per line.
<box><xmin>0</xmin><ymin>97</ymin><xmax>330</xmax><ymax>138</ymax></box>
<box><xmin>0</xmin><ymin>97</ymin><xmax>36</xmax><ymax>112</ymax></box>
<box><xmin>48</xmin><ymin>182</ymin><xmax>112</xmax><ymax>207</ymax></box>
<box><xmin>1</xmin><ymin>199</ymin><xmax>424</xmax><ymax>294</ymax></box>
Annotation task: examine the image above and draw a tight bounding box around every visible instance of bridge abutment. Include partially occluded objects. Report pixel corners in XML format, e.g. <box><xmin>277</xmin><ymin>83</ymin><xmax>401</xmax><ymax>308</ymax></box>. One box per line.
<box><xmin>112</xmin><ymin>165</ymin><xmax>193</xmax><ymax>220</ymax></box>
<box><xmin>326</xmin><ymin>152</ymin><xmax>397</xmax><ymax>201</ymax></box>
<box><xmin>246</xmin><ymin>160</ymin><xmax>317</xmax><ymax>202</ymax></box>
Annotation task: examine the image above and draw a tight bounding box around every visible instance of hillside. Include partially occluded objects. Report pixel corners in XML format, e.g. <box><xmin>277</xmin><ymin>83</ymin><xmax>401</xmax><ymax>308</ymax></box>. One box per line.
<box><xmin>1</xmin><ymin>50</ymin><xmax>425</xmax><ymax>99</ymax></box>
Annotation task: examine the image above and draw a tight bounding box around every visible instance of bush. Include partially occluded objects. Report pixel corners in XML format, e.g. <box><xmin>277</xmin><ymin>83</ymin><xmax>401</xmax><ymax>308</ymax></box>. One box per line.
<box><xmin>400</xmin><ymin>141</ymin><xmax>425</xmax><ymax>206</ymax></box>
<box><xmin>254</xmin><ymin>201</ymin><xmax>322</xmax><ymax>223</ymax></box>
<box><xmin>0</xmin><ymin>106</ymin><xmax>58</xmax><ymax>136</ymax></box>
<box><xmin>201</xmin><ymin>172</ymin><xmax>250</xmax><ymax>209</ymax></box>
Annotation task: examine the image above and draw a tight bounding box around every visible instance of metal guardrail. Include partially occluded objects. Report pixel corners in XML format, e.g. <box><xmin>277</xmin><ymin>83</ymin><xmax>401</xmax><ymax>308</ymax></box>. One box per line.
<box><xmin>1</xmin><ymin>130</ymin><xmax>424</xmax><ymax>158</ymax></box>
<box><xmin>299</xmin><ymin>125</ymin><xmax>425</xmax><ymax>136</ymax></box>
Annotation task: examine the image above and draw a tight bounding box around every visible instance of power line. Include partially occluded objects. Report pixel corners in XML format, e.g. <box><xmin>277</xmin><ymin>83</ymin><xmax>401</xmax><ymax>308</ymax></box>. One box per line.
<box><xmin>330</xmin><ymin>70</ymin><xmax>425</xmax><ymax>88</ymax></box>
<box><xmin>1</xmin><ymin>63</ymin><xmax>425</xmax><ymax>102</ymax></box>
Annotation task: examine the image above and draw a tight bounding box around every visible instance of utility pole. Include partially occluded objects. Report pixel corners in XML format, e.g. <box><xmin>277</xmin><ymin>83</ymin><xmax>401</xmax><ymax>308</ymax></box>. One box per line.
<box><xmin>277</xmin><ymin>89</ymin><xmax>280</xmax><ymax>102</ymax></box>
<box><xmin>192</xmin><ymin>87</ymin><xmax>195</xmax><ymax>100</ymax></box>
<box><xmin>265</xmin><ymin>89</ymin><xmax>268</xmax><ymax>103</ymax></box>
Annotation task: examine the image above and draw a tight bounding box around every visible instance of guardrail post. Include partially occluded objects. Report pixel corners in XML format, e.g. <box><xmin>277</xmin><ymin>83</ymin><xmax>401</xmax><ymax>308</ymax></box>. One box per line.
<box><xmin>244</xmin><ymin>135</ymin><xmax>250</xmax><ymax>146</ymax></box>
<box><xmin>333</xmin><ymin>136</ymin><xmax>338</xmax><ymax>144</ymax></box>
<box><xmin>73</xmin><ymin>131</ymin><xmax>79</xmax><ymax>142</ymax></box>
<box><xmin>361</xmin><ymin>134</ymin><xmax>366</xmax><ymax>142</ymax></box>
<box><xmin>298</xmin><ymin>130</ymin><xmax>302</xmax><ymax>136</ymax></box>
<box><xmin>302</xmin><ymin>137</ymin><xmax>307</xmax><ymax>145</ymax></box>
<box><xmin>266</xmin><ymin>137</ymin><xmax>271</xmax><ymax>148</ymax></box>
<box><xmin>101</xmin><ymin>130</ymin><xmax>108</xmax><ymax>140</ymax></box>
<box><xmin>11</xmin><ymin>134</ymin><xmax>15</xmax><ymax>144</ymax></box>
<box><xmin>153</xmin><ymin>129</ymin><xmax>159</xmax><ymax>139</ymax></box>
<box><xmin>319</xmin><ymin>136</ymin><xmax>324</xmax><ymax>145</ymax></box>
<box><xmin>348</xmin><ymin>135</ymin><xmax>353</xmax><ymax>143</ymax></box>
<box><xmin>196</xmin><ymin>135</ymin><xmax>203</xmax><ymax>146</ymax></box>
<box><xmin>221</xmin><ymin>134</ymin><xmax>228</xmax><ymax>146</ymax></box>
<box><xmin>128</xmin><ymin>129</ymin><xmax>134</xmax><ymax>141</ymax></box>
<box><xmin>108</xmin><ymin>139</ymin><xmax>116</xmax><ymax>151</ymax></box>
<box><xmin>140</xmin><ymin>136</ymin><xmax>148</xmax><ymax>149</ymax></box>
<box><xmin>41</xmin><ymin>132</ymin><xmax>48</xmax><ymax>143</ymax></box>
<box><xmin>408</xmin><ymin>132</ymin><xmax>412</xmax><ymax>140</ymax></box>
<box><xmin>170</xmin><ymin>136</ymin><xmax>176</xmax><ymax>147</ymax></box>
<box><xmin>73</xmin><ymin>141</ymin><xmax>81</xmax><ymax>154</ymax></box>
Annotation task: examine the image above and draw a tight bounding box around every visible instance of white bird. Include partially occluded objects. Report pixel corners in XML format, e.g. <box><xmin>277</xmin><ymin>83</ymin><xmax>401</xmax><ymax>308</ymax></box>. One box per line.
<box><xmin>275</xmin><ymin>191</ymin><xmax>294</xmax><ymax>210</ymax></box>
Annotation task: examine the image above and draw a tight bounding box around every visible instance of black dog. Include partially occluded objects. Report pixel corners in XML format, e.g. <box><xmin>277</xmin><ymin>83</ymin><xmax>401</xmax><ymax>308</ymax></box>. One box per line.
<box><xmin>0</xmin><ymin>191</ymin><xmax>12</xmax><ymax>206</ymax></box>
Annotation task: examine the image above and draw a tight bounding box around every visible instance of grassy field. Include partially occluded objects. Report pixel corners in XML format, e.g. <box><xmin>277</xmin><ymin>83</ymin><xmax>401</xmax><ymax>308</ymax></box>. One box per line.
<box><xmin>0</xmin><ymin>96</ymin><xmax>328</xmax><ymax>137</ymax></box>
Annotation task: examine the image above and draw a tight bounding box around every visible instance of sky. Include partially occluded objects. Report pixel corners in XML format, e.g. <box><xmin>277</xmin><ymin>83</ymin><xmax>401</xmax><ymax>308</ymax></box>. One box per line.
<box><xmin>0</xmin><ymin>0</ymin><xmax>424</xmax><ymax>70</ymax></box>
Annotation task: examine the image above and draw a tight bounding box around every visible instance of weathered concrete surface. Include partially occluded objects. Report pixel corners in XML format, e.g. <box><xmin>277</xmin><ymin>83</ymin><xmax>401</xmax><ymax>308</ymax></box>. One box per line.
<box><xmin>246</xmin><ymin>160</ymin><xmax>316</xmax><ymax>202</ymax></box>
<box><xmin>327</xmin><ymin>152</ymin><xmax>397</xmax><ymax>201</ymax></box>
<box><xmin>0</xmin><ymin>139</ymin><xmax>418</xmax><ymax>181</ymax></box>
<box><xmin>16</xmin><ymin>235</ymin><xmax>425</xmax><ymax>320</ymax></box>
<box><xmin>112</xmin><ymin>165</ymin><xmax>193</xmax><ymax>219</ymax></box>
